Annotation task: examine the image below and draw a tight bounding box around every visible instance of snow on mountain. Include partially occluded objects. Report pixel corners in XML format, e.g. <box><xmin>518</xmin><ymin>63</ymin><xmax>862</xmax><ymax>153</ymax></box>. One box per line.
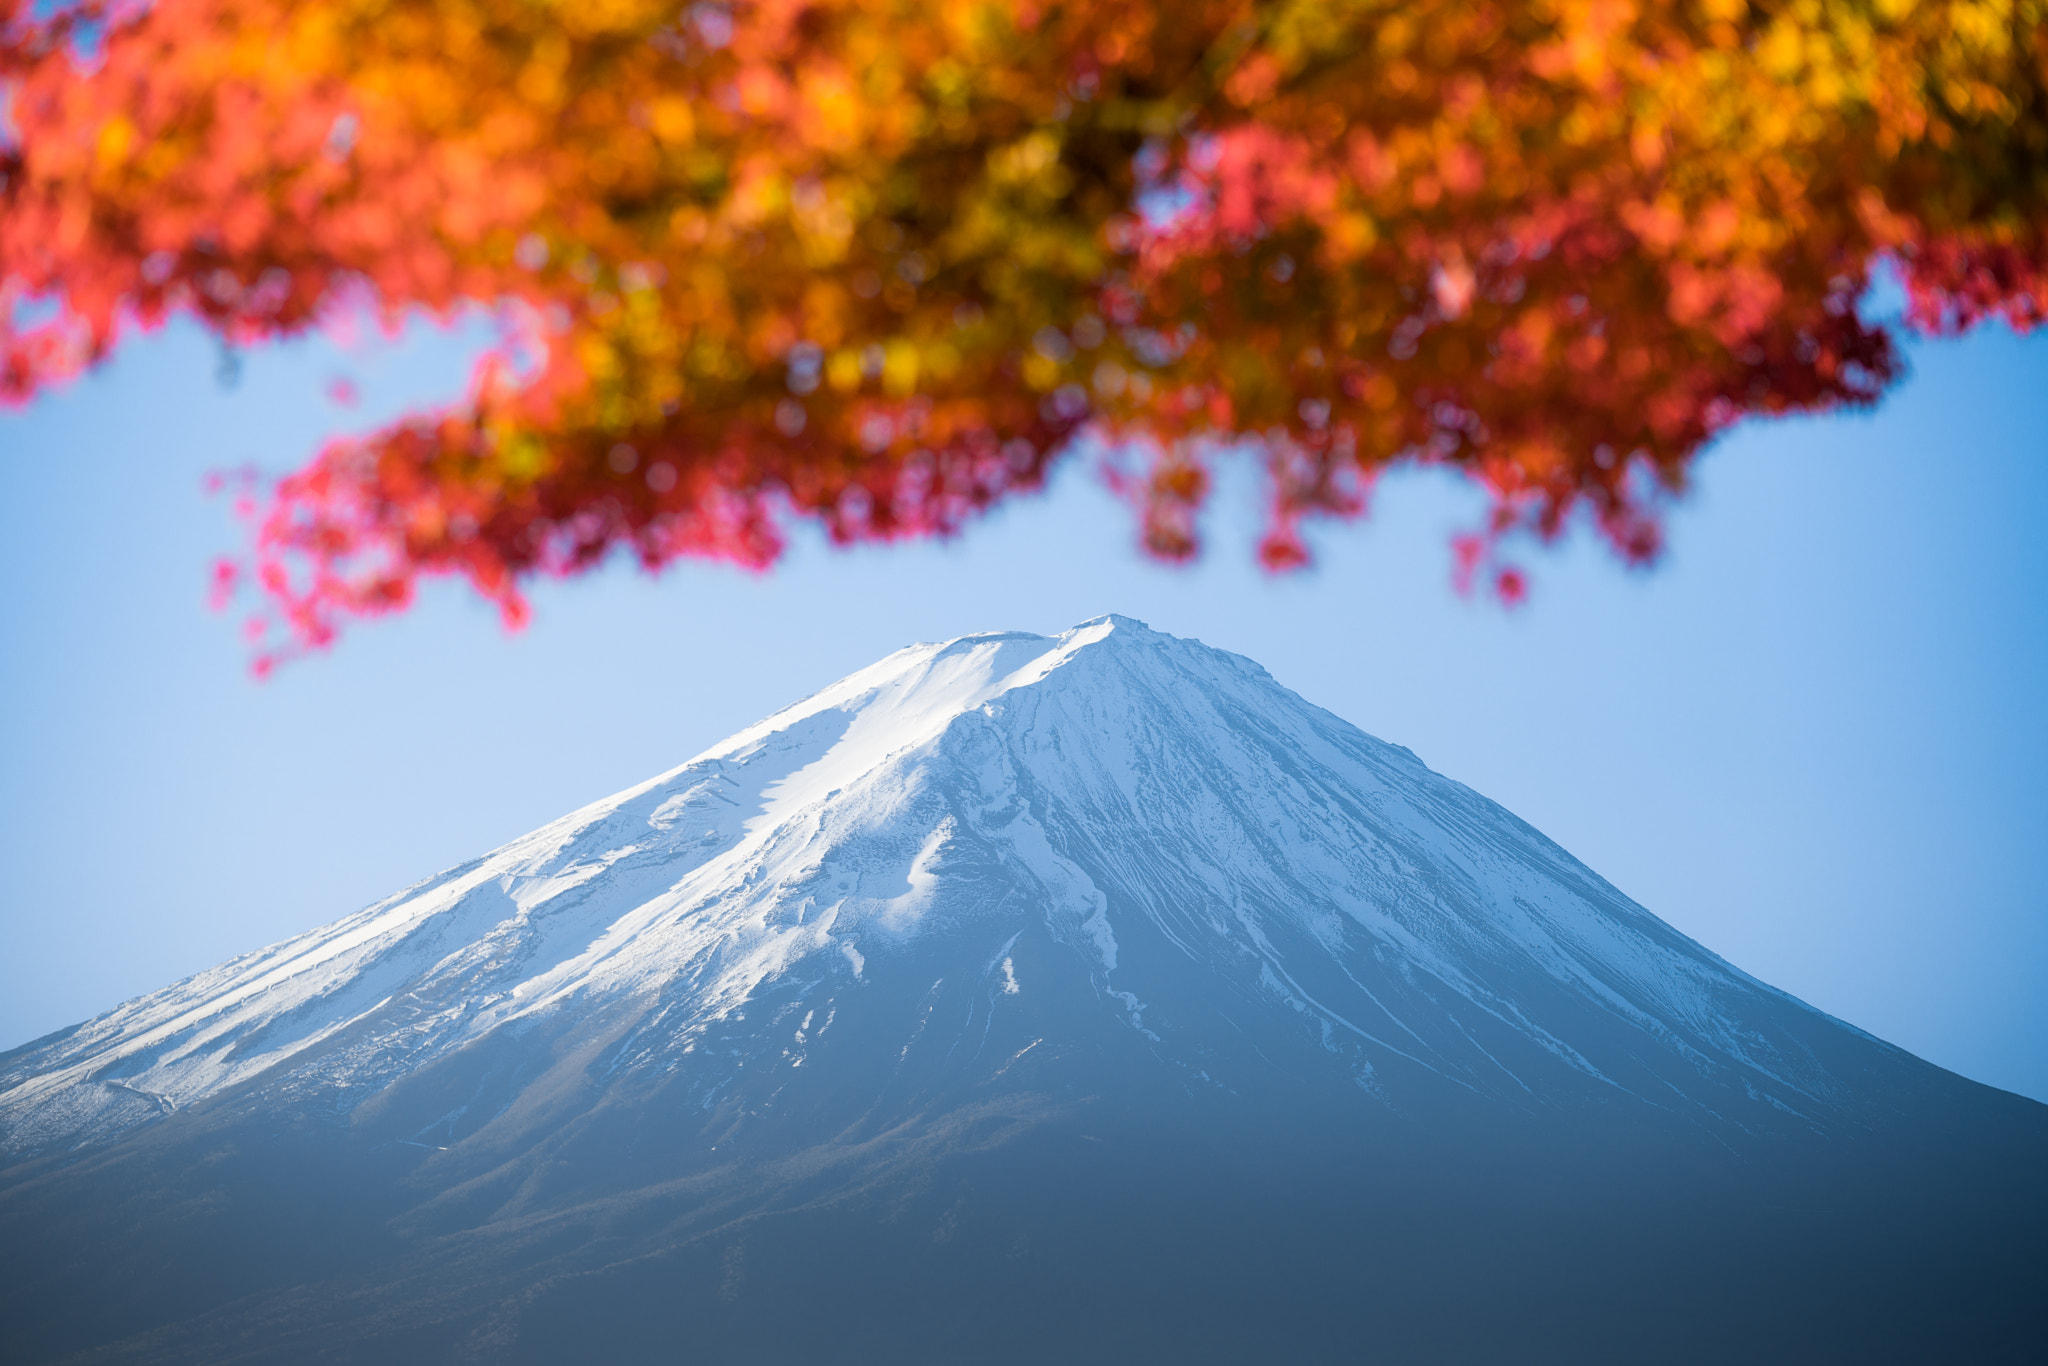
<box><xmin>0</xmin><ymin>615</ymin><xmax>1902</xmax><ymax>1159</ymax></box>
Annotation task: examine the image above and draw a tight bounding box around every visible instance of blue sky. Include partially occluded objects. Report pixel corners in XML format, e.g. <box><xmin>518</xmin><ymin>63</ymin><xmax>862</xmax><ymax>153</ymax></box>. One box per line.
<box><xmin>2</xmin><ymin>314</ymin><xmax>2043</xmax><ymax>1103</ymax></box>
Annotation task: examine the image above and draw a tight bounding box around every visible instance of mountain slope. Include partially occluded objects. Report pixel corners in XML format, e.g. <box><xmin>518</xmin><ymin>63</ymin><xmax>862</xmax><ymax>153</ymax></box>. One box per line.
<box><xmin>2</xmin><ymin>616</ymin><xmax>2042</xmax><ymax>1365</ymax></box>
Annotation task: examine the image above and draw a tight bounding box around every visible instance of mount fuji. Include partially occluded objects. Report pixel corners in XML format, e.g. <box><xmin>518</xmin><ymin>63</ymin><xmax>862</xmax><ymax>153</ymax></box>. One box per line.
<box><xmin>2</xmin><ymin>616</ymin><xmax>2042</xmax><ymax>1364</ymax></box>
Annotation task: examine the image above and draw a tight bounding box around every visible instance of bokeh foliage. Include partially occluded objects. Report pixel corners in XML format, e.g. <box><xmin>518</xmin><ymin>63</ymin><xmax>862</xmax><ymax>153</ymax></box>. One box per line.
<box><xmin>4</xmin><ymin>0</ymin><xmax>2044</xmax><ymax>663</ymax></box>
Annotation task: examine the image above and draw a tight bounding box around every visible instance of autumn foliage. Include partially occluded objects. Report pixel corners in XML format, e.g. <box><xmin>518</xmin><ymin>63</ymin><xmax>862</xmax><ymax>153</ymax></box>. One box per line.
<box><xmin>3</xmin><ymin>0</ymin><xmax>2045</xmax><ymax>663</ymax></box>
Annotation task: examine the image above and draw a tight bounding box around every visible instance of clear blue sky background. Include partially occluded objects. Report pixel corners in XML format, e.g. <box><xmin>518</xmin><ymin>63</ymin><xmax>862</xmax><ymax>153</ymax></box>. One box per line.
<box><xmin>2</xmin><ymin>314</ymin><xmax>2043</xmax><ymax>1104</ymax></box>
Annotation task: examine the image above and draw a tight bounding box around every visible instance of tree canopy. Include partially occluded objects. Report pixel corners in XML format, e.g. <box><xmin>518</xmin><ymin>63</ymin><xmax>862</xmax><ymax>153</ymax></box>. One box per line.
<box><xmin>3</xmin><ymin>0</ymin><xmax>2044</xmax><ymax>667</ymax></box>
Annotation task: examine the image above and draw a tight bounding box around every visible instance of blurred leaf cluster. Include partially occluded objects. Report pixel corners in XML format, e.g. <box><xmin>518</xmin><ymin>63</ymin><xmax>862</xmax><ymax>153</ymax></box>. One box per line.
<box><xmin>3</xmin><ymin>0</ymin><xmax>2044</xmax><ymax>663</ymax></box>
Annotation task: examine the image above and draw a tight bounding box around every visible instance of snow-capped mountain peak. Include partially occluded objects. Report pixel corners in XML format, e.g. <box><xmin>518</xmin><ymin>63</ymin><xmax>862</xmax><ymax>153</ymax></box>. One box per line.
<box><xmin>1</xmin><ymin>617</ymin><xmax>1895</xmax><ymax>1157</ymax></box>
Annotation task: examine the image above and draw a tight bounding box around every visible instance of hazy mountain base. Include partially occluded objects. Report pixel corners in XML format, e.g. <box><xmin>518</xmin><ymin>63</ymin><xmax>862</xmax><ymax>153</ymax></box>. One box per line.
<box><xmin>2</xmin><ymin>1097</ymin><xmax>2043</xmax><ymax>1364</ymax></box>
<box><xmin>3</xmin><ymin>966</ymin><xmax>2043</xmax><ymax>1366</ymax></box>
